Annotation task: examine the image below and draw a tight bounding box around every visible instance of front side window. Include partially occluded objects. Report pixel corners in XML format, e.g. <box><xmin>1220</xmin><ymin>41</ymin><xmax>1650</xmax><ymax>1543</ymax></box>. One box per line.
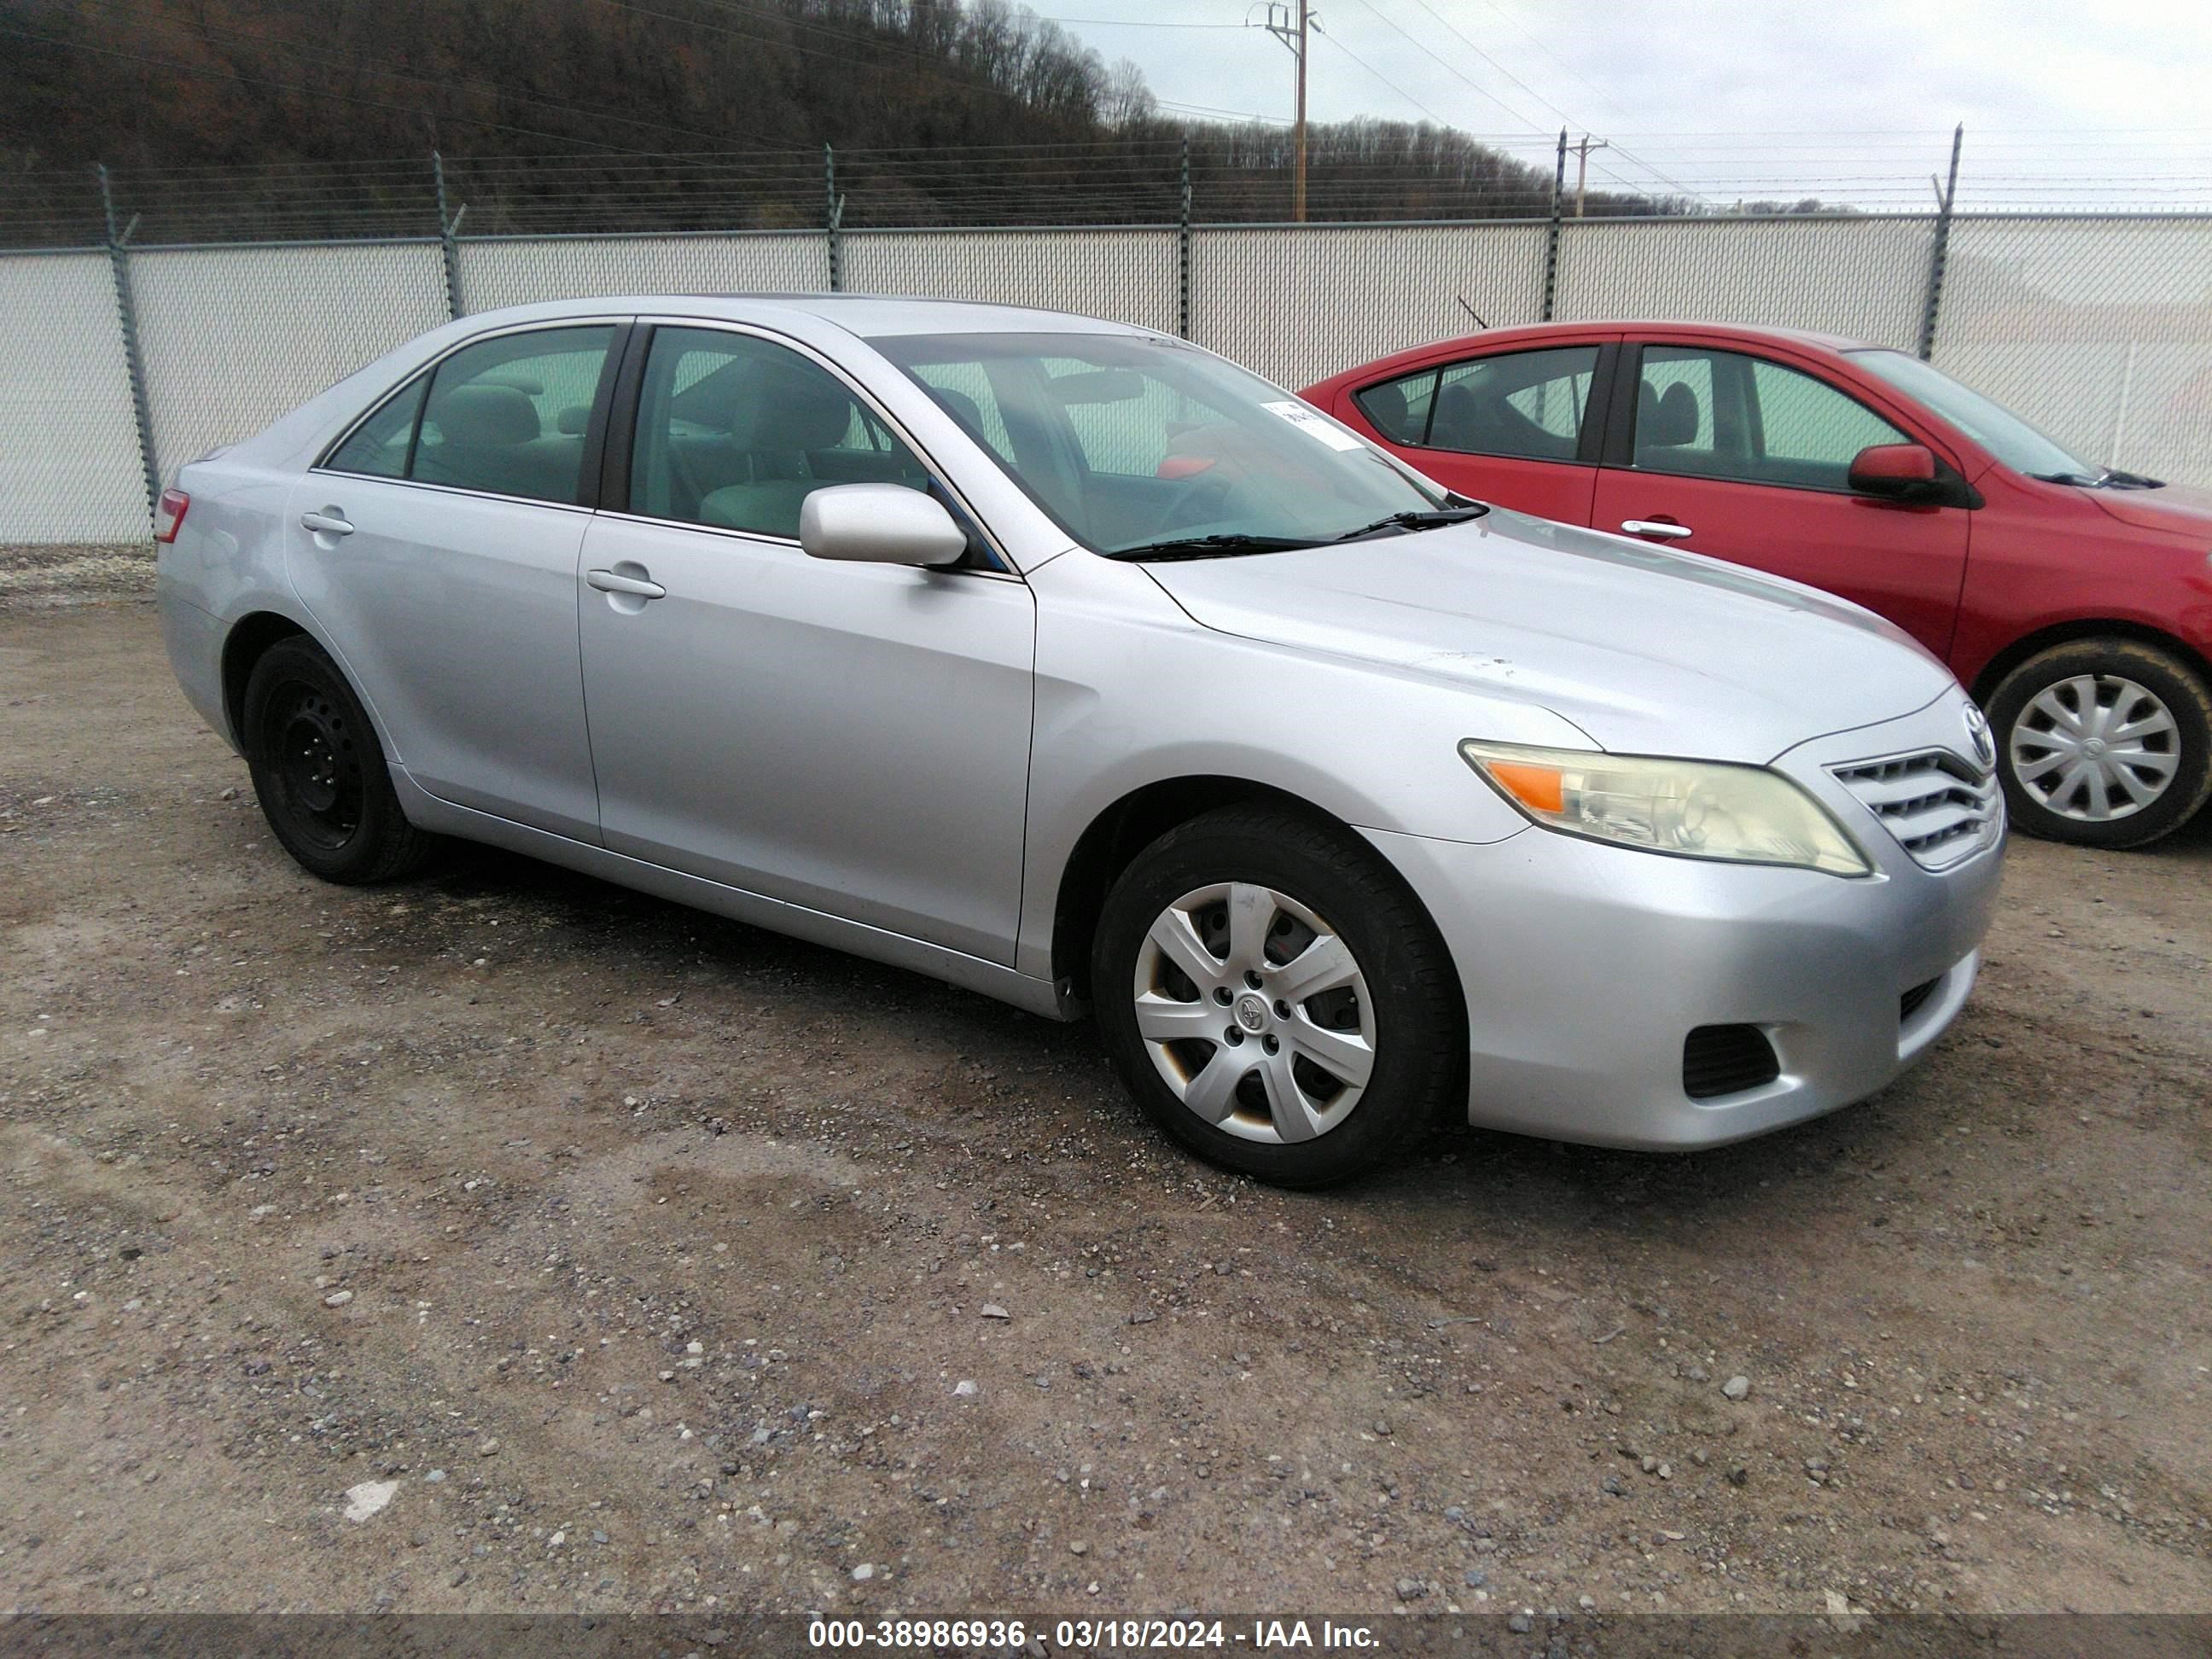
<box><xmin>325</xmin><ymin>325</ymin><xmax>616</xmax><ymax>504</ymax></box>
<box><xmin>628</xmin><ymin>327</ymin><xmax>932</xmax><ymax>539</ymax></box>
<box><xmin>875</xmin><ymin>332</ymin><xmax>1439</xmax><ymax>556</ymax></box>
<box><xmin>1632</xmin><ymin>346</ymin><xmax>1908</xmax><ymax>492</ymax></box>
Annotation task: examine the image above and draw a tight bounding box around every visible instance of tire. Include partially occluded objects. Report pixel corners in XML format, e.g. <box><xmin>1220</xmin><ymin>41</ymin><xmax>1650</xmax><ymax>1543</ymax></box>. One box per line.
<box><xmin>1986</xmin><ymin>638</ymin><xmax>2212</xmax><ymax>849</ymax></box>
<box><xmin>241</xmin><ymin>636</ymin><xmax>434</xmax><ymax>883</ymax></box>
<box><xmin>1090</xmin><ymin>804</ymin><xmax>1462</xmax><ymax>1188</ymax></box>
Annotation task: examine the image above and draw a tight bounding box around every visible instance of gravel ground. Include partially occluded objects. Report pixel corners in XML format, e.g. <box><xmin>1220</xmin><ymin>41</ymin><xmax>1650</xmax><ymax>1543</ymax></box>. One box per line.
<box><xmin>1</xmin><ymin>599</ymin><xmax>2208</xmax><ymax>1622</ymax></box>
<box><xmin>0</xmin><ymin>544</ymin><xmax>155</xmax><ymax>612</ymax></box>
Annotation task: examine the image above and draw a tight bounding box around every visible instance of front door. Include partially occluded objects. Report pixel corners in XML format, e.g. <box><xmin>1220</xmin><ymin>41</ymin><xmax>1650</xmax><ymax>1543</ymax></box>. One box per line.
<box><xmin>285</xmin><ymin>322</ymin><xmax>624</xmax><ymax>841</ymax></box>
<box><xmin>575</xmin><ymin>323</ymin><xmax>1036</xmax><ymax>963</ymax></box>
<box><xmin>1591</xmin><ymin>343</ymin><xmax>1970</xmax><ymax>659</ymax></box>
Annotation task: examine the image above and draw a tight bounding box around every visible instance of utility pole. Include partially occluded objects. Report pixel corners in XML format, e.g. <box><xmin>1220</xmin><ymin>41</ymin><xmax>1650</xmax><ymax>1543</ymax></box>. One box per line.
<box><xmin>1254</xmin><ymin>2</ymin><xmax>1311</xmax><ymax>222</ymax></box>
<box><xmin>1569</xmin><ymin>134</ymin><xmax>1609</xmax><ymax>218</ymax></box>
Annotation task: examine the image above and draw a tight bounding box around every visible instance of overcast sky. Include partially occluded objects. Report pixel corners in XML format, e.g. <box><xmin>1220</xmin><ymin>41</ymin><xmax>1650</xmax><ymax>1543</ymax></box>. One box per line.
<box><xmin>1037</xmin><ymin>0</ymin><xmax>2212</xmax><ymax>210</ymax></box>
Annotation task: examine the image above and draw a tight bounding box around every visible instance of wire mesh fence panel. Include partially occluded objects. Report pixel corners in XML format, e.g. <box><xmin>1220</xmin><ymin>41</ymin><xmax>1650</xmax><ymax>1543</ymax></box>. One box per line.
<box><xmin>841</xmin><ymin>229</ymin><xmax>1179</xmax><ymax>333</ymax></box>
<box><xmin>0</xmin><ymin>252</ymin><xmax>149</xmax><ymax>543</ymax></box>
<box><xmin>1555</xmin><ymin>217</ymin><xmax>1935</xmax><ymax>350</ymax></box>
<box><xmin>131</xmin><ymin>242</ymin><xmax>451</xmax><ymax>488</ymax></box>
<box><xmin>1187</xmin><ymin>223</ymin><xmax>1548</xmax><ymax>389</ymax></box>
<box><xmin>1935</xmin><ymin>216</ymin><xmax>2212</xmax><ymax>487</ymax></box>
<box><xmin>455</xmin><ymin>233</ymin><xmax>830</xmax><ymax>313</ymax></box>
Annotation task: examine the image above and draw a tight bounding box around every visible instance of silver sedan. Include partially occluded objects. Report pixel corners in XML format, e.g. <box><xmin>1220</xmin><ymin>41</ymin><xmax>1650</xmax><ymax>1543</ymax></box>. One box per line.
<box><xmin>157</xmin><ymin>296</ymin><xmax>2004</xmax><ymax>1186</ymax></box>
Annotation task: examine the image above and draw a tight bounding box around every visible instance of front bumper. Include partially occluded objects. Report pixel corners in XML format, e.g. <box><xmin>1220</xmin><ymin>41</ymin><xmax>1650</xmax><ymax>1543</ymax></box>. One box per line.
<box><xmin>1365</xmin><ymin>695</ymin><xmax>2005</xmax><ymax>1150</ymax></box>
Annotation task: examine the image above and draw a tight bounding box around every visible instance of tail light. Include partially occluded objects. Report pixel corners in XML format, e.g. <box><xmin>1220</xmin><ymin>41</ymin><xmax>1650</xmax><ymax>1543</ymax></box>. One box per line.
<box><xmin>153</xmin><ymin>488</ymin><xmax>190</xmax><ymax>544</ymax></box>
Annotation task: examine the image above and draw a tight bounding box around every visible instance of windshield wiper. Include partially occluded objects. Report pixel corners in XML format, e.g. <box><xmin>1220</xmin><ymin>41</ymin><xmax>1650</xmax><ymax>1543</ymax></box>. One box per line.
<box><xmin>1329</xmin><ymin>504</ymin><xmax>1489</xmax><ymax>543</ymax></box>
<box><xmin>2028</xmin><ymin>470</ymin><xmax>2104</xmax><ymax>486</ymax></box>
<box><xmin>2098</xmin><ymin>467</ymin><xmax>2165</xmax><ymax>489</ymax></box>
<box><xmin>1107</xmin><ymin>532</ymin><xmax>1320</xmax><ymax>562</ymax></box>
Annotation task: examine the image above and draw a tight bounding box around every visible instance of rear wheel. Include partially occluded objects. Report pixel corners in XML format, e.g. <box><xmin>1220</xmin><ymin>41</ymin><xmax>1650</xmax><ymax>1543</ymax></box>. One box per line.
<box><xmin>242</xmin><ymin>636</ymin><xmax>434</xmax><ymax>882</ymax></box>
<box><xmin>1987</xmin><ymin>639</ymin><xmax>2212</xmax><ymax>849</ymax></box>
<box><xmin>1091</xmin><ymin>805</ymin><xmax>1461</xmax><ymax>1188</ymax></box>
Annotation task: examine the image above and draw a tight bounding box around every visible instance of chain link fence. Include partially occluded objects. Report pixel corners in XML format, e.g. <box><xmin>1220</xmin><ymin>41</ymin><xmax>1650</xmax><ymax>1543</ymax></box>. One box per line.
<box><xmin>0</xmin><ymin>250</ymin><xmax>148</xmax><ymax>542</ymax></box>
<box><xmin>1935</xmin><ymin>215</ymin><xmax>2212</xmax><ymax>492</ymax></box>
<box><xmin>5</xmin><ymin>178</ymin><xmax>2210</xmax><ymax>542</ymax></box>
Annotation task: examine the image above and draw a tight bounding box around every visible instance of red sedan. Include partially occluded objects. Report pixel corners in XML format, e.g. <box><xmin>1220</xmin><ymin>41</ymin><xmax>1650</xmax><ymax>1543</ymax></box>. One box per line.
<box><xmin>1303</xmin><ymin>323</ymin><xmax>2212</xmax><ymax>848</ymax></box>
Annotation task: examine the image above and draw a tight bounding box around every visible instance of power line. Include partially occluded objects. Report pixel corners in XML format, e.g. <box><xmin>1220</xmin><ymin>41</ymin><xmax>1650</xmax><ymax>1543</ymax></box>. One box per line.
<box><xmin>1396</xmin><ymin>0</ymin><xmax>1582</xmax><ymax>129</ymax></box>
<box><xmin>1341</xmin><ymin>0</ymin><xmax>1547</xmax><ymax>132</ymax></box>
<box><xmin>1312</xmin><ymin>29</ymin><xmax>1458</xmax><ymax>131</ymax></box>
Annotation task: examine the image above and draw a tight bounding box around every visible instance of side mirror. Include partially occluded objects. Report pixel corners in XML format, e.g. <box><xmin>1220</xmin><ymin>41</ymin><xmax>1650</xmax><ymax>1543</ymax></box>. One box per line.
<box><xmin>799</xmin><ymin>483</ymin><xmax>969</xmax><ymax>568</ymax></box>
<box><xmin>1848</xmin><ymin>442</ymin><xmax>1941</xmax><ymax>501</ymax></box>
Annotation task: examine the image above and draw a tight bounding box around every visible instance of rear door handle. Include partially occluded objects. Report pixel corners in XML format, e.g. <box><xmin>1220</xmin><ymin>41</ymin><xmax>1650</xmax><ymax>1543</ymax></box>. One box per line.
<box><xmin>1621</xmin><ymin>519</ymin><xmax>1694</xmax><ymax>540</ymax></box>
<box><xmin>300</xmin><ymin>509</ymin><xmax>354</xmax><ymax>536</ymax></box>
<box><xmin>586</xmin><ymin>568</ymin><xmax>667</xmax><ymax>600</ymax></box>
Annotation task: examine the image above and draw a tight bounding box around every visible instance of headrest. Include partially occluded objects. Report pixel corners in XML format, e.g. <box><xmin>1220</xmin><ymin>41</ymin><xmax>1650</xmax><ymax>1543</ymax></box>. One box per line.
<box><xmin>432</xmin><ymin>382</ymin><xmax>538</xmax><ymax>446</ymax></box>
<box><xmin>931</xmin><ymin>387</ymin><xmax>987</xmax><ymax>434</ymax></box>
<box><xmin>1640</xmin><ymin>380</ymin><xmax>1698</xmax><ymax>448</ymax></box>
<box><xmin>736</xmin><ymin>367</ymin><xmax>854</xmax><ymax>451</ymax></box>
<box><xmin>556</xmin><ymin>405</ymin><xmax>591</xmax><ymax>436</ymax></box>
<box><xmin>1430</xmin><ymin>380</ymin><xmax>1479</xmax><ymax>443</ymax></box>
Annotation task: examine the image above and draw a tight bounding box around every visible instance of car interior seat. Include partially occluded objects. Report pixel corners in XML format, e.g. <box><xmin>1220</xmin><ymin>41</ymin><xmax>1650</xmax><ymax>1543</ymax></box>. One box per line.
<box><xmin>1637</xmin><ymin>380</ymin><xmax>1701</xmax><ymax>451</ymax></box>
<box><xmin>416</xmin><ymin>381</ymin><xmax>585</xmax><ymax>502</ymax></box>
<box><xmin>1430</xmin><ymin>378</ymin><xmax>1576</xmax><ymax>460</ymax></box>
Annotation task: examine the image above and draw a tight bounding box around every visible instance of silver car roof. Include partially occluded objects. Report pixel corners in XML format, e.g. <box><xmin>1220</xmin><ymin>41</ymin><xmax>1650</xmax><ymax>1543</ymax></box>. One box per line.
<box><xmin>445</xmin><ymin>294</ymin><xmax>1158</xmax><ymax>341</ymax></box>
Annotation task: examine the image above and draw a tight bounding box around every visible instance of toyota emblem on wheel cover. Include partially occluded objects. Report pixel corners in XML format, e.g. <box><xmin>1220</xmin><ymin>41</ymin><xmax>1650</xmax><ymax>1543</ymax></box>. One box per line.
<box><xmin>1963</xmin><ymin>702</ymin><xmax>1995</xmax><ymax>768</ymax></box>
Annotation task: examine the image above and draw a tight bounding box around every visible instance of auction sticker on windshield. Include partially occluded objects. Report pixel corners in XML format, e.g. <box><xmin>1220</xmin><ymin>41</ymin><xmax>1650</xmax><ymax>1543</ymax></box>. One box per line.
<box><xmin>1262</xmin><ymin>399</ymin><xmax>1365</xmax><ymax>451</ymax></box>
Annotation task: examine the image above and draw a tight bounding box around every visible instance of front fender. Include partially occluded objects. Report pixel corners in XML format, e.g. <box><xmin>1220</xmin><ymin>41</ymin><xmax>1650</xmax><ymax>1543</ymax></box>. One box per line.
<box><xmin>1016</xmin><ymin>550</ymin><xmax>1579</xmax><ymax>981</ymax></box>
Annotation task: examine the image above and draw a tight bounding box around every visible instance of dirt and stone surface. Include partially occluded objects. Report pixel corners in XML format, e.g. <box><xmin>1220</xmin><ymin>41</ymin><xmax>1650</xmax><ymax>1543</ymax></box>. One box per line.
<box><xmin>2</xmin><ymin>584</ymin><xmax>2209</xmax><ymax>1621</ymax></box>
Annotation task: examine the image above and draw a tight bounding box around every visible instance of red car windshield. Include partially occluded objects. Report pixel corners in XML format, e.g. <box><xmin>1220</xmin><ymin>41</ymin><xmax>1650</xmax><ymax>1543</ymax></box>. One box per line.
<box><xmin>1849</xmin><ymin>349</ymin><xmax>2105</xmax><ymax>483</ymax></box>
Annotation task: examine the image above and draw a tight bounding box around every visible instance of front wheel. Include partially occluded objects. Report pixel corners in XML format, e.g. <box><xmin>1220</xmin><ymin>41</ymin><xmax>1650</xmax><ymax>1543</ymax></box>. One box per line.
<box><xmin>1986</xmin><ymin>639</ymin><xmax>2212</xmax><ymax>848</ymax></box>
<box><xmin>1091</xmin><ymin>805</ymin><xmax>1462</xmax><ymax>1188</ymax></box>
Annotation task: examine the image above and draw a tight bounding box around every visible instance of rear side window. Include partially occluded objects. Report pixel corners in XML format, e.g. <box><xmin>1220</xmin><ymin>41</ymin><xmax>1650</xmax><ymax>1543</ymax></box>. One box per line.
<box><xmin>326</xmin><ymin>376</ymin><xmax>426</xmax><ymax>479</ymax></box>
<box><xmin>1354</xmin><ymin>369</ymin><xmax>1436</xmax><ymax>444</ymax></box>
<box><xmin>629</xmin><ymin>327</ymin><xmax>931</xmax><ymax>539</ymax></box>
<box><xmin>1428</xmin><ymin>346</ymin><xmax>1598</xmax><ymax>461</ymax></box>
<box><xmin>324</xmin><ymin>325</ymin><xmax>617</xmax><ymax>505</ymax></box>
<box><xmin>1355</xmin><ymin>346</ymin><xmax>1599</xmax><ymax>462</ymax></box>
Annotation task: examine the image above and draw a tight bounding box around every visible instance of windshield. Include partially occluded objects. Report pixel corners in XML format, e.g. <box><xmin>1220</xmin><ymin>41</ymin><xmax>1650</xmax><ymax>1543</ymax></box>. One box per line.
<box><xmin>1848</xmin><ymin>349</ymin><xmax>2100</xmax><ymax>480</ymax></box>
<box><xmin>872</xmin><ymin>331</ymin><xmax>1443</xmax><ymax>556</ymax></box>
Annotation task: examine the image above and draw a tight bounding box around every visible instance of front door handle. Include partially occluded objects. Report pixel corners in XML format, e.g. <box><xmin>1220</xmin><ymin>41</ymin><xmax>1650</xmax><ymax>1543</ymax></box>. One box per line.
<box><xmin>1621</xmin><ymin>519</ymin><xmax>1694</xmax><ymax>541</ymax></box>
<box><xmin>300</xmin><ymin>509</ymin><xmax>354</xmax><ymax>536</ymax></box>
<box><xmin>586</xmin><ymin>567</ymin><xmax>667</xmax><ymax>600</ymax></box>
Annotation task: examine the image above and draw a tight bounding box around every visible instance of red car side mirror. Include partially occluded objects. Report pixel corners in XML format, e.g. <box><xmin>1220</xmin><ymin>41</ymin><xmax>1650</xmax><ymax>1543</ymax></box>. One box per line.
<box><xmin>1848</xmin><ymin>442</ymin><xmax>1940</xmax><ymax>500</ymax></box>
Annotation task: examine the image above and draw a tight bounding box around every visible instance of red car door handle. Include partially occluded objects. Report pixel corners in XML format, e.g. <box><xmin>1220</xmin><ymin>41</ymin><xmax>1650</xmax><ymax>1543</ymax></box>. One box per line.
<box><xmin>1621</xmin><ymin>519</ymin><xmax>1694</xmax><ymax>541</ymax></box>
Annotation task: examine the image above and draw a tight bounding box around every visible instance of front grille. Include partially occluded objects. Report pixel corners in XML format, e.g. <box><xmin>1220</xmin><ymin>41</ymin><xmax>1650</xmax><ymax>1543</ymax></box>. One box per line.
<box><xmin>1831</xmin><ymin>749</ymin><xmax>2001</xmax><ymax>870</ymax></box>
<box><xmin>1683</xmin><ymin>1024</ymin><xmax>1781</xmax><ymax>1100</ymax></box>
<box><xmin>1899</xmin><ymin>976</ymin><xmax>1941</xmax><ymax>1023</ymax></box>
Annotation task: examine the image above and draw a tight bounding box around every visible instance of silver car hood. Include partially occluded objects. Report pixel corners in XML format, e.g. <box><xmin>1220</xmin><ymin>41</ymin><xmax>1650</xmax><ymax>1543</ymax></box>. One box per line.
<box><xmin>1141</xmin><ymin>508</ymin><xmax>1957</xmax><ymax>764</ymax></box>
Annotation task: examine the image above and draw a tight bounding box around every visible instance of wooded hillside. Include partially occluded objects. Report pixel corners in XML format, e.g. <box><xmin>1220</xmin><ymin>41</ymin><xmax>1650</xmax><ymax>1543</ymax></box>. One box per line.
<box><xmin>0</xmin><ymin>0</ymin><xmax>1681</xmax><ymax>240</ymax></box>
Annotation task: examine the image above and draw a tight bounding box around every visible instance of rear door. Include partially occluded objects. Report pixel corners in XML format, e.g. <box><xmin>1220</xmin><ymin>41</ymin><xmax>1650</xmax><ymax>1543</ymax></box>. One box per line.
<box><xmin>287</xmin><ymin>321</ymin><xmax>625</xmax><ymax>842</ymax></box>
<box><xmin>1590</xmin><ymin>340</ymin><xmax>1971</xmax><ymax>658</ymax></box>
<box><xmin>1339</xmin><ymin>336</ymin><xmax>1616</xmax><ymax>526</ymax></box>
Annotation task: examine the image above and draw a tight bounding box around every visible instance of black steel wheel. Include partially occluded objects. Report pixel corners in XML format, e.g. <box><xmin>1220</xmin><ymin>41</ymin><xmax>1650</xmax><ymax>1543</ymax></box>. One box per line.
<box><xmin>242</xmin><ymin>635</ymin><xmax>433</xmax><ymax>882</ymax></box>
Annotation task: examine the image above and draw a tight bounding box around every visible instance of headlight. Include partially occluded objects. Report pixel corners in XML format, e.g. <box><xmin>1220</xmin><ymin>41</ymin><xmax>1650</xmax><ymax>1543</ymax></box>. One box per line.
<box><xmin>1460</xmin><ymin>740</ymin><xmax>1871</xmax><ymax>876</ymax></box>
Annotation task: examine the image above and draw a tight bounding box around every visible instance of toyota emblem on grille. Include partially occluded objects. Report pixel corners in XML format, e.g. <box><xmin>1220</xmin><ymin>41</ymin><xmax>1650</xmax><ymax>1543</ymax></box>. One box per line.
<box><xmin>1962</xmin><ymin>702</ymin><xmax>1995</xmax><ymax>768</ymax></box>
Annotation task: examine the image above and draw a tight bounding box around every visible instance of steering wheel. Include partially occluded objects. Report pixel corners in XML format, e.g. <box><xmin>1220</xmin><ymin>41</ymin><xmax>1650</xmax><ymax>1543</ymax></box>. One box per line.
<box><xmin>1147</xmin><ymin>469</ymin><xmax>1249</xmax><ymax>538</ymax></box>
